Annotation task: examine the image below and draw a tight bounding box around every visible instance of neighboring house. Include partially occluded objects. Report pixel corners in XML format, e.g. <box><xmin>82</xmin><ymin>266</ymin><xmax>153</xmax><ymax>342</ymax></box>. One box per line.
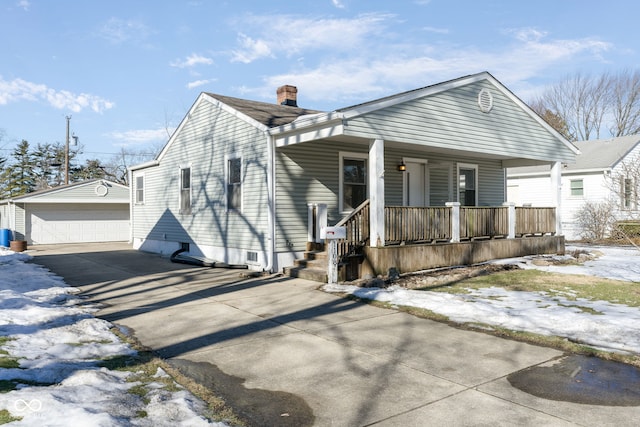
<box><xmin>0</xmin><ymin>179</ymin><xmax>130</xmax><ymax>245</ymax></box>
<box><xmin>130</xmin><ymin>72</ymin><xmax>578</xmax><ymax>278</ymax></box>
<box><xmin>507</xmin><ymin>135</ymin><xmax>640</xmax><ymax>240</ymax></box>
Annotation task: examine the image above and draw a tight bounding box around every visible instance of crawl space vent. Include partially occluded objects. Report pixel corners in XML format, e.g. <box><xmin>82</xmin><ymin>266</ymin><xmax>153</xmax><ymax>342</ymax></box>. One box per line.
<box><xmin>477</xmin><ymin>88</ymin><xmax>493</xmax><ymax>113</ymax></box>
<box><xmin>247</xmin><ymin>251</ymin><xmax>258</xmax><ymax>263</ymax></box>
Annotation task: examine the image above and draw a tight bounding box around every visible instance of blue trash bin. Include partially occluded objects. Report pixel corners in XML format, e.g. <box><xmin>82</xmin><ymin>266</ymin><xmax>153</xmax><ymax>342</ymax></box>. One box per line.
<box><xmin>0</xmin><ymin>229</ymin><xmax>12</xmax><ymax>248</ymax></box>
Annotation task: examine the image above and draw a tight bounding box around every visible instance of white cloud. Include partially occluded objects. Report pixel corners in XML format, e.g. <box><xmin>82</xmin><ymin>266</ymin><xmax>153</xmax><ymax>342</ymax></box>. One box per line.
<box><xmin>332</xmin><ymin>0</ymin><xmax>346</xmax><ymax>9</ymax></box>
<box><xmin>0</xmin><ymin>76</ymin><xmax>114</xmax><ymax>113</ymax></box>
<box><xmin>186</xmin><ymin>79</ymin><xmax>213</xmax><ymax>89</ymax></box>
<box><xmin>98</xmin><ymin>18</ymin><xmax>152</xmax><ymax>45</ymax></box>
<box><xmin>108</xmin><ymin>128</ymin><xmax>171</xmax><ymax>146</ymax></box>
<box><xmin>230</xmin><ymin>13</ymin><xmax>393</xmax><ymax>63</ymax></box>
<box><xmin>252</xmin><ymin>28</ymin><xmax>612</xmax><ymax>107</ymax></box>
<box><xmin>17</xmin><ymin>0</ymin><xmax>30</xmax><ymax>11</ymax></box>
<box><xmin>170</xmin><ymin>53</ymin><xmax>214</xmax><ymax>68</ymax></box>
<box><xmin>422</xmin><ymin>26</ymin><xmax>449</xmax><ymax>35</ymax></box>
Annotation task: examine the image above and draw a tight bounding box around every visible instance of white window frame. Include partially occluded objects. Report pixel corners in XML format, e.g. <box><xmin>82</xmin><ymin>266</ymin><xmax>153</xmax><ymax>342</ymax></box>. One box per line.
<box><xmin>134</xmin><ymin>173</ymin><xmax>145</xmax><ymax>205</ymax></box>
<box><xmin>226</xmin><ymin>155</ymin><xmax>243</xmax><ymax>212</ymax></box>
<box><xmin>179</xmin><ymin>165</ymin><xmax>192</xmax><ymax>215</ymax></box>
<box><xmin>569</xmin><ymin>178</ymin><xmax>584</xmax><ymax>198</ymax></box>
<box><xmin>622</xmin><ymin>177</ymin><xmax>636</xmax><ymax>210</ymax></box>
<box><xmin>457</xmin><ymin>163</ymin><xmax>478</xmax><ymax>206</ymax></box>
<box><xmin>339</xmin><ymin>151</ymin><xmax>368</xmax><ymax>214</ymax></box>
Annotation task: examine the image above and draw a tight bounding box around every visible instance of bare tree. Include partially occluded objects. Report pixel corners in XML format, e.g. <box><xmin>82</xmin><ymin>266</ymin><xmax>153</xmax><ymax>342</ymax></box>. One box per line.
<box><xmin>533</xmin><ymin>72</ymin><xmax>611</xmax><ymax>141</ymax></box>
<box><xmin>610</xmin><ymin>69</ymin><xmax>640</xmax><ymax>137</ymax></box>
<box><xmin>531</xmin><ymin>70</ymin><xmax>640</xmax><ymax>141</ymax></box>
<box><xmin>575</xmin><ymin>200</ymin><xmax>617</xmax><ymax>241</ymax></box>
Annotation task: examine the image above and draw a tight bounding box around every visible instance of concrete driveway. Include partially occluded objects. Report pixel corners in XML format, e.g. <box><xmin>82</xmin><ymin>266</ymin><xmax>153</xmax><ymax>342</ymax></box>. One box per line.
<box><xmin>30</xmin><ymin>242</ymin><xmax>640</xmax><ymax>426</ymax></box>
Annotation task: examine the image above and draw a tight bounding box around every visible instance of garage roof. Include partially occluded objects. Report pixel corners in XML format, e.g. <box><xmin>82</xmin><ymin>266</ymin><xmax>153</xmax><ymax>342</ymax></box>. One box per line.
<box><xmin>0</xmin><ymin>180</ymin><xmax>129</xmax><ymax>204</ymax></box>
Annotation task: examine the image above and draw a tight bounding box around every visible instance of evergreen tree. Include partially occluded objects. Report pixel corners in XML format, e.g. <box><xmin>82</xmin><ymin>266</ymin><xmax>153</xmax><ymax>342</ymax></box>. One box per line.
<box><xmin>1</xmin><ymin>140</ymin><xmax>36</xmax><ymax>198</ymax></box>
<box><xmin>73</xmin><ymin>159</ymin><xmax>107</xmax><ymax>181</ymax></box>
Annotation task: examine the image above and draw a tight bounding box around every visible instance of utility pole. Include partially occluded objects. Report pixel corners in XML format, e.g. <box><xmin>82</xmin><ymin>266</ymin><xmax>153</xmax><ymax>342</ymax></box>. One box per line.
<box><xmin>65</xmin><ymin>115</ymin><xmax>71</xmax><ymax>185</ymax></box>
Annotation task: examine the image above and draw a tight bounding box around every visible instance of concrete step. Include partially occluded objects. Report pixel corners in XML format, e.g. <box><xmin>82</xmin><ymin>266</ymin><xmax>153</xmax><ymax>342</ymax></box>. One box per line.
<box><xmin>304</xmin><ymin>250</ymin><xmax>328</xmax><ymax>261</ymax></box>
<box><xmin>283</xmin><ymin>266</ymin><xmax>328</xmax><ymax>283</ymax></box>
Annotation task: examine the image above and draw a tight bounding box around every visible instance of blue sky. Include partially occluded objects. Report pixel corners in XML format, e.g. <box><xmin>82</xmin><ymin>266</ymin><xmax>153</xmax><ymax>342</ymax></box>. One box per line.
<box><xmin>1</xmin><ymin>0</ymin><xmax>638</xmax><ymax>163</ymax></box>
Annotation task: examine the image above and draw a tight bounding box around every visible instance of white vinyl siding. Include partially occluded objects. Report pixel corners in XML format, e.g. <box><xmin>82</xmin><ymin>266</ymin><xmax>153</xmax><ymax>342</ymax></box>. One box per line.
<box><xmin>343</xmin><ymin>80</ymin><xmax>576</xmax><ymax>163</ymax></box>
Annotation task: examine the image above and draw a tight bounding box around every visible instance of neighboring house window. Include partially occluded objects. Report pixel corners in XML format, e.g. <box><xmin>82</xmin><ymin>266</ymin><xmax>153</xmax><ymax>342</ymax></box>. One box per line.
<box><xmin>340</xmin><ymin>153</ymin><xmax>367</xmax><ymax>212</ymax></box>
<box><xmin>180</xmin><ymin>167</ymin><xmax>191</xmax><ymax>214</ymax></box>
<box><xmin>570</xmin><ymin>179</ymin><xmax>584</xmax><ymax>197</ymax></box>
<box><xmin>623</xmin><ymin>178</ymin><xmax>635</xmax><ymax>209</ymax></box>
<box><xmin>458</xmin><ymin>164</ymin><xmax>477</xmax><ymax>206</ymax></box>
<box><xmin>135</xmin><ymin>175</ymin><xmax>144</xmax><ymax>204</ymax></box>
<box><xmin>227</xmin><ymin>157</ymin><xmax>242</xmax><ymax>211</ymax></box>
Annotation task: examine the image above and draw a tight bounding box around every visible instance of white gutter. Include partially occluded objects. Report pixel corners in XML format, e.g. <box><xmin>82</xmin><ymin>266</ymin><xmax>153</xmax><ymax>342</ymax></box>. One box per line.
<box><xmin>129</xmin><ymin>160</ymin><xmax>159</xmax><ymax>172</ymax></box>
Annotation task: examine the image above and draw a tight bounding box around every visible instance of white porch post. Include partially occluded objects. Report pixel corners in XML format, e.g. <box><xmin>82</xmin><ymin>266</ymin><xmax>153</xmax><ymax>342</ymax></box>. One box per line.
<box><xmin>446</xmin><ymin>202</ymin><xmax>460</xmax><ymax>243</ymax></box>
<box><xmin>369</xmin><ymin>139</ymin><xmax>385</xmax><ymax>247</ymax></box>
<box><xmin>316</xmin><ymin>204</ymin><xmax>327</xmax><ymax>243</ymax></box>
<box><xmin>550</xmin><ymin>161</ymin><xmax>563</xmax><ymax>236</ymax></box>
<box><xmin>503</xmin><ymin>202</ymin><xmax>516</xmax><ymax>239</ymax></box>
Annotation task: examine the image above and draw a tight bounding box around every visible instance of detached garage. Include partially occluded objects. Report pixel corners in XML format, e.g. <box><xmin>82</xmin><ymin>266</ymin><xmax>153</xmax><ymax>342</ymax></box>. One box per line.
<box><xmin>0</xmin><ymin>180</ymin><xmax>130</xmax><ymax>245</ymax></box>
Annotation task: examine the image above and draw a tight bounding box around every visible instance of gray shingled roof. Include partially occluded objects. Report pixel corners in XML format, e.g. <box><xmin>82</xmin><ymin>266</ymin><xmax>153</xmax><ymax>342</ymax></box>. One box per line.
<box><xmin>205</xmin><ymin>93</ymin><xmax>323</xmax><ymax>128</ymax></box>
<box><xmin>508</xmin><ymin>134</ymin><xmax>640</xmax><ymax>176</ymax></box>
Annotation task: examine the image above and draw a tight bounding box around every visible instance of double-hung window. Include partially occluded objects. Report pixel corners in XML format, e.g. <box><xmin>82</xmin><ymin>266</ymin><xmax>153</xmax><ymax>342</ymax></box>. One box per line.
<box><xmin>458</xmin><ymin>164</ymin><xmax>478</xmax><ymax>206</ymax></box>
<box><xmin>623</xmin><ymin>178</ymin><xmax>635</xmax><ymax>209</ymax></box>
<box><xmin>135</xmin><ymin>175</ymin><xmax>144</xmax><ymax>204</ymax></box>
<box><xmin>570</xmin><ymin>179</ymin><xmax>584</xmax><ymax>197</ymax></box>
<box><xmin>340</xmin><ymin>153</ymin><xmax>367</xmax><ymax>212</ymax></box>
<box><xmin>179</xmin><ymin>167</ymin><xmax>191</xmax><ymax>214</ymax></box>
<box><xmin>227</xmin><ymin>157</ymin><xmax>242</xmax><ymax>211</ymax></box>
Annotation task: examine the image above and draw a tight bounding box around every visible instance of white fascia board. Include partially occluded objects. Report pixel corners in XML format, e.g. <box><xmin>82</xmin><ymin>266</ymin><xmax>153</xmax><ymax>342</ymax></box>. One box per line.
<box><xmin>340</xmin><ymin>72</ymin><xmax>493</xmax><ymax>119</ymax></box>
<box><xmin>154</xmin><ymin>93</ymin><xmax>270</xmax><ymax>164</ymax></box>
<box><xmin>20</xmin><ymin>198</ymin><xmax>130</xmax><ymax>204</ymax></box>
<box><xmin>270</xmin><ymin>111</ymin><xmax>344</xmax><ymax>134</ymax></box>
<box><xmin>273</xmin><ymin>122</ymin><xmax>345</xmax><ymax>147</ymax></box>
<box><xmin>202</xmin><ymin>95</ymin><xmax>270</xmax><ymax>133</ymax></box>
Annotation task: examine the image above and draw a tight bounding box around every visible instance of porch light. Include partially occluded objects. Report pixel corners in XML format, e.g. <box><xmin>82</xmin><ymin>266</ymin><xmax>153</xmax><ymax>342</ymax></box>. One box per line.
<box><xmin>397</xmin><ymin>161</ymin><xmax>406</xmax><ymax>172</ymax></box>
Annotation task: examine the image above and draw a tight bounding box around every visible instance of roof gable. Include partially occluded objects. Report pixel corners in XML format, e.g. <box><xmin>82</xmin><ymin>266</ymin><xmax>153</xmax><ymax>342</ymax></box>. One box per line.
<box><xmin>1</xmin><ymin>179</ymin><xmax>129</xmax><ymax>203</ymax></box>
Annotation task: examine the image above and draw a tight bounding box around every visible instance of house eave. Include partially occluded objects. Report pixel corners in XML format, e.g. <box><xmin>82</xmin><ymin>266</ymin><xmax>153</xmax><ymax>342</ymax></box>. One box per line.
<box><xmin>129</xmin><ymin>160</ymin><xmax>160</xmax><ymax>172</ymax></box>
<box><xmin>271</xmin><ymin>113</ymin><xmax>346</xmax><ymax>147</ymax></box>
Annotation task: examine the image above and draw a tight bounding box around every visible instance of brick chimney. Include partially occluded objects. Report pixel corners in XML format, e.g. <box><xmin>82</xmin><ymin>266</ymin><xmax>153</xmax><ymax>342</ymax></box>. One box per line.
<box><xmin>277</xmin><ymin>85</ymin><xmax>298</xmax><ymax>107</ymax></box>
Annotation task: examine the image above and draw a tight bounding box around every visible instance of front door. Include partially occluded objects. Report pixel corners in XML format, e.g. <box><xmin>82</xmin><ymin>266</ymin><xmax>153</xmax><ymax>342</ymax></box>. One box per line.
<box><xmin>404</xmin><ymin>161</ymin><xmax>428</xmax><ymax>206</ymax></box>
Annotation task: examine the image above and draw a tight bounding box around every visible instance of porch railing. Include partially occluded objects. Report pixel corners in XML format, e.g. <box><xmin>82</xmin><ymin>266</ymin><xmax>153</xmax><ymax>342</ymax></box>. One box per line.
<box><xmin>335</xmin><ymin>200</ymin><xmax>370</xmax><ymax>260</ymax></box>
<box><xmin>515</xmin><ymin>206</ymin><xmax>556</xmax><ymax>236</ymax></box>
<box><xmin>325</xmin><ymin>201</ymin><xmax>556</xmax><ymax>261</ymax></box>
<box><xmin>460</xmin><ymin>206</ymin><xmax>509</xmax><ymax>240</ymax></box>
<box><xmin>385</xmin><ymin>206</ymin><xmax>451</xmax><ymax>244</ymax></box>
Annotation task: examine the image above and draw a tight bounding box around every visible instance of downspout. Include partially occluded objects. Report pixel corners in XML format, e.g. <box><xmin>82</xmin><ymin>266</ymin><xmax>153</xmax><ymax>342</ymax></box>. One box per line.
<box><xmin>128</xmin><ymin>168</ymin><xmax>134</xmax><ymax>244</ymax></box>
<box><xmin>265</xmin><ymin>132</ymin><xmax>276</xmax><ymax>273</ymax></box>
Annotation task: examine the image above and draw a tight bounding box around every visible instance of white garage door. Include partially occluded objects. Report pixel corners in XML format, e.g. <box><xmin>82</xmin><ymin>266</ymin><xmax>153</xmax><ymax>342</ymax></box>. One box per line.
<box><xmin>28</xmin><ymin>204</ymin><xmax>130</xmax><ymax>244</ymax></box>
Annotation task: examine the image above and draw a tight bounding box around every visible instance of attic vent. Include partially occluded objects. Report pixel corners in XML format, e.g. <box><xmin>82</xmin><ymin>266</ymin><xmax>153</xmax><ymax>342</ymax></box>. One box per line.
<box><xmin>95</xmin><ymin>183</ymin><xmax>109</xmax><ymax>197</ymax></box>
<box><xmin>478</xmin><ymin>88</ymin><xmax>493</xmax><ymax>113</ymax></box>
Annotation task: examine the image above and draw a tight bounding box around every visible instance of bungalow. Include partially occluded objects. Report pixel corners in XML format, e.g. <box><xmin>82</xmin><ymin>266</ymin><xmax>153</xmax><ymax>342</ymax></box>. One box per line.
<box><xmin>130</xmin><ymin>72</ymin><xmax>578</xmax><ymax>280</ymax></box>
<box><xmin>507</xmin><ymin>135</ymin><xmax>640</xmax><ymax>240</ymax></box>
<box><xmin>0</xmin><ymin>179</ymin><xmax>130</xmax><ymax>245</ymax></box>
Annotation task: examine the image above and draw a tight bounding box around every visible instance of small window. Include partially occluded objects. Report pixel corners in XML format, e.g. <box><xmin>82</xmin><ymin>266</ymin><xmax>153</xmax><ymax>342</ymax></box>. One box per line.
<box><xmin>180</xmin><ymin>167</ymin><xmax>191</xmax><ymax>214</ymax></box>
<box><xmin>227</xmin><ymin>158</ymin><xmax>242</xmax><ymax>211</ymax></box>
<box><xmin>342</xmin><ymin>157</ymin><xmax>367</xmax><ymax>211</ymax></box>
<box><xmin>623</xmin><ymin>178</ymin><xmax>635</xmax><ymax>209</ymax></box>
<box><xmin>135</xmin><ymin>175</ymin><xmax>144</xmax><ymax>204</ymax></box>
<box><xmin>570</xmin><ymin>179</ymin><xmax>584</xmax><ymax>197</ymax></box>
<box><xmin>458</xmin><ymin>165</ymin><xmax>477</xmax><ymax>206</ymax></box>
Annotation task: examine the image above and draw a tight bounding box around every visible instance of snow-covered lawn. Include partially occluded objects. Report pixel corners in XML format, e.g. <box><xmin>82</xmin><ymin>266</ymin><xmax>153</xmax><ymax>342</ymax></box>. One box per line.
<box><xmin>0</xmin><ymin>248</ymin><xmax>226</xmax><ymax>426</ymax></box>
<box><xmin>325</xmin><ymin>245</ymin><xmax>640</xmax><ymax>355</ymax></box>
